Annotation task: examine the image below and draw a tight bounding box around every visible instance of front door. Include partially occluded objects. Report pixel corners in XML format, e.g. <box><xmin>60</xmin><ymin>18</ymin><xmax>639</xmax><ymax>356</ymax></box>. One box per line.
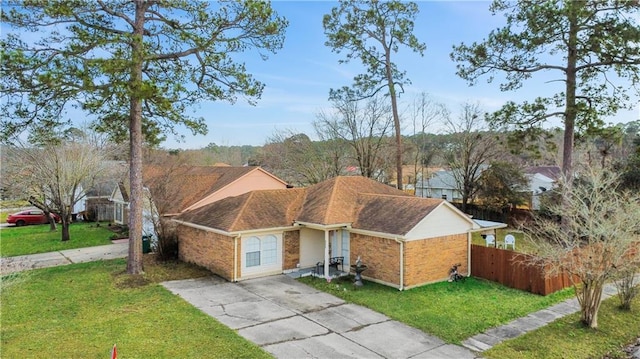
<box><xmin>330</xmin><ymin>229</ymin><xmax>350</xmax><ymax>269</ymax></box>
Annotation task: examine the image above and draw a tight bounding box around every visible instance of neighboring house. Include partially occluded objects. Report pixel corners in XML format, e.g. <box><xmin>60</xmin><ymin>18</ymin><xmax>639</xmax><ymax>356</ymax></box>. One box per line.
<box><xmin>389</xmin><ymin>165</ymin><xmax>443</xmax><ymax>195</ymax></box>
<box><xmin>524</xmin><ymin>166</ymin><xmax>561</xmax><ymax>210</ymax></box>
<box><xmin>82</xmin><ymin>180</ymin><xmax>118</xmax><ymax>221</ymax></box>
<box><xmin>415</xmin><ymin>170</ymin><xmax>462</xmax><ymax>201</ymax></box>
<box><xmin>173</xmin><ymin>176</ymin><xmax>504</xmax><ymax>290</ymax></box>
<box><xmin>109</xmin><ymin>165</ymin><xmax>288</xmax><ymax>237</ymax></box>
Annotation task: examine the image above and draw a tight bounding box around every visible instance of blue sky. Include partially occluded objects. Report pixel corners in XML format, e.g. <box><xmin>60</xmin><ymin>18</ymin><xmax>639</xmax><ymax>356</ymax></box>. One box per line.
<box><xmin>178</xmin><ymin>1</ymin><xmax>517</xmax><ymax>148</ymax></box>
<box><xmin>4</xmin><ymin>1</ymin><xmax>638</xmax><ymax>149</ymax></box>
<box><xmin>179</xmin><ymin>1</ymin><xmax>639</xmax><ymax>150</ymax></box>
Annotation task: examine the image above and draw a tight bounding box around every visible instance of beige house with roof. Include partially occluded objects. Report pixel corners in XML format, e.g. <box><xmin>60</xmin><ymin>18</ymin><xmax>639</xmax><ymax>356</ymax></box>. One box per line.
<box><xmin>174</xmin><ymin>176</ymin><xmax>499</xmax><ymax>290</ymax></box>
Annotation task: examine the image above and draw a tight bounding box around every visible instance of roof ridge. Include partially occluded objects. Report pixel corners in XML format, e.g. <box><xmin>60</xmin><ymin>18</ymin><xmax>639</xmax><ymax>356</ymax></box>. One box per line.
<box><xmin>228</xmin><ymin>191</ymin><xmax>254</xmax><ymax>230</ymax></box>
<box><xmin>322</xmin><ymin>177</ymin><xmax>341</xmax><ymax>224</ymax></box>
<box><xmin>359</xmin><ymin>192</ymin><xmax>413</xmax><ymax>198</ymax></box>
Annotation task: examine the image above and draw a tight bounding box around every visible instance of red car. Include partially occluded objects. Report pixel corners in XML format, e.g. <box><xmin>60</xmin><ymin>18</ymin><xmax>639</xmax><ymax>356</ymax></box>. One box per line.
<box><xmin>6</xmin><ymin>209</ymin><xmax>60</xmax><ymax>226</ymax></box>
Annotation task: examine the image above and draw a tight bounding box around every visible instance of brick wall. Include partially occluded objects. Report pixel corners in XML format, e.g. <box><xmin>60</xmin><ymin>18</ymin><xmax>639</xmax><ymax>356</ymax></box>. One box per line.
<box><xmin>351</xmin><ymin>233</ymin><xmax>401</xmax><ymax>286</ymax></box>
<box><xmin>177</xmin><ymin>224</ymin><xmax>235</xmax><ymax>281</ymax></box>
<box><xmin>404</xmin><ymin>233</ymin><xmax>468</xmax><ymax>288</ymax></box>
<box><xmin>283</xmin><ymin>230</ymin><xmax>300</xmax><ymax>270</ymax></box>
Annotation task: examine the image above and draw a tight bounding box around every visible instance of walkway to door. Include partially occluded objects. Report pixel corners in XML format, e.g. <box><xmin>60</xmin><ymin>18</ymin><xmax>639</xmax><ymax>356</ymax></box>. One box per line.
<box><xmin>162</xmin><ymin>275</ymin><xmax>477</xmax><ymax>359</ymax></box>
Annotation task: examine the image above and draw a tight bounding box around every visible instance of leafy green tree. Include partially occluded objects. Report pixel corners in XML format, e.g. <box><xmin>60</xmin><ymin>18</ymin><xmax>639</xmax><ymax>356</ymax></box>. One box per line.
<box><xmin>476</xmin><ymin>161</ymin><xmax>529</xmax><ymax>211</ymax></box>
<box><xmin>451</xmin><ymin>0</ymin><xmax>640</xmax><ymax>179</ymax></box>
<box><xmin>1</xmin><ymin>1</ymin><xmax>287</xmax><ymax>274</ymax></box>
<box><xmin>323</xmin><ymin>0</ymin><xmax>426</xmax><ymax>190</ymax></box>
<box><xmin>617</xmin><ymin>122</ymin><xmax>640</xmax><ymax>191</ymax></box>
<box><xmin>580</xmin><ymin>123</ymin><xmax>624</xmax><ymax>168</ymax></box>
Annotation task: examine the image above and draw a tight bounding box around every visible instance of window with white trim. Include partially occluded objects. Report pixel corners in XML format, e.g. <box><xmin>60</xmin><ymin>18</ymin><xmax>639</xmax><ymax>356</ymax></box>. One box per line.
<box><xmin>245</xmin><ymin>237</ymin><xmax>261</xmax><ymax>267</ymax></box>
<box><xmin>115</xmin><ymin>203</ymin><xmax>123</xmax><ymax>223</ymax></box>
<box><xmin>261</xmin><ymin>235</ymin><xmax>277</xmax><ymax>265</ymax></box>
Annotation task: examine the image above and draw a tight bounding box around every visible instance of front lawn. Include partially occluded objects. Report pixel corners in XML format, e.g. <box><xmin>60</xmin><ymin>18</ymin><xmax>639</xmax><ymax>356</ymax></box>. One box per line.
<box><xmin>484</xmin><ymin>295</ymin><xmax>640</xmax><ymax>359</ymax></box>
<box><xmin>0</xmin><ymin>257</ymin><xmax>270</xmax><ymax>358</ymax></box>
<box><xmin>0</xmin><ymin>222</ymin><xmax>114</xmax><ymax>257</ymax></box>
<box><xmin>298</xmin><ymin>275</ymin><xmax>574</xmax><ymax>344</ymax></box>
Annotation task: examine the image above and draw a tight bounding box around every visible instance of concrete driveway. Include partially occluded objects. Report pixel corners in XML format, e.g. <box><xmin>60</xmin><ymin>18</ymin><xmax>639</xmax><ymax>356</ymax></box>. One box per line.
<box><xmin>162</xmin><ymin>275</ymin><xmax>478</xmax><ymax>359</ymax></box>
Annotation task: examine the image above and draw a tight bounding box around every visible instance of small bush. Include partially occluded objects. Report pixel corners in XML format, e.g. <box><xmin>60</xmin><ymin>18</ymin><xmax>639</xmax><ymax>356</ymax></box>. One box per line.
<box><xmin>155</xmin><ymin>229</ymin><xmax>178</xmax><ymax>261</ymax></box>
<box><xmin>615</xmin><ymin>268</ymin><xmax>639</xmax><ymax>310</ymax></box>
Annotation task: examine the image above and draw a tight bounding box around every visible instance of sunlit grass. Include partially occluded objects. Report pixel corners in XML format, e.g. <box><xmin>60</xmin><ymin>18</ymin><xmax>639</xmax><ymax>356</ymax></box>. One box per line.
<box><xmin>299</xmin><ymin>275</ymin><xmax>574</xmax><ymax>343</ymax></box>
<box><xmin>0</xmin><ymin>257</ymin><xmax>270</xmax><ymax>358</ymax></box>
<box><xmin>484</xmin><ymin>295</ymin><xmax>640</xmax><ymax>359</ymax></box>
<box><xmin>0</xmin><ymin>222</ymin><xmax>114</xmax><ymax>257</ymax></box>
<box><xmin>471</xmin><ymin>228</ymin><xmax>539</xmax><ymax>254</ymax></box>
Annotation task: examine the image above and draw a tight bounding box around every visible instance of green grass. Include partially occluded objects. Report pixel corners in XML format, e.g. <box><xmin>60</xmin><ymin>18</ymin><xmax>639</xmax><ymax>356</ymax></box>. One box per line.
<box><xmin>298</xmin><ymin>275</ymin><xmax>574</xmax><ymax>344</ymax></box>
<box><xmin>0</xmin><ymin>222</ymin><xmax>115</xmax><ymax>257</ymax></box>
<box><xmin>484</xmin><ymin>295</ymin><xmax>640</xmax><ymax>359</ymax></box>
<box><xmin>0</xmin><ymin>257</ymin><xmax>270</xmax><ymax>359</ymax></box>
<box><xmin>471</xmin><ymin>228</ymin><xmax>539</xmax><ymax>254</ymax></box>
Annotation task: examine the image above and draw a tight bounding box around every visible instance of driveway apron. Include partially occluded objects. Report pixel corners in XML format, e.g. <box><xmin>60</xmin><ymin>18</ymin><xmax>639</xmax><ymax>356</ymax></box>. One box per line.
<box><xmin>162</xmin><ymin>275</ymin><xmax>478</xmax><ymax>359</ymax></box>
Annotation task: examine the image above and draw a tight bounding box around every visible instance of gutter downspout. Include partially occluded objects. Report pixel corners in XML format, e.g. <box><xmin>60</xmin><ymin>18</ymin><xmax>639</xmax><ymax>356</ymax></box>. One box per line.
<box><xmin>234</xmin><ymin>236</ymin><xmax>238</xmax><ymax>282</ymax></box>
<box><xmin>324</xmin><ymin>230</ymin><xmax>330</xmax><ymax>279</ymax></box>
<box><xmin>467</xmin><ymin>232</ymin><xmax>471</xmax><ymax>277</ymax></box>
<box><xmin>392</xmin><ymin>237</ymin><xmax>404</xmax><ymax>291</ymax></box>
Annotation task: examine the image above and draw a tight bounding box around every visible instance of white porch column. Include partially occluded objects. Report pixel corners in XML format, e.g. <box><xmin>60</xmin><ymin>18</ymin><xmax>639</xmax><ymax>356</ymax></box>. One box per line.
<box><xmin>324</xmin><ymin>230</ymin><xmax>330</xmax><ymax>278</ymax></box>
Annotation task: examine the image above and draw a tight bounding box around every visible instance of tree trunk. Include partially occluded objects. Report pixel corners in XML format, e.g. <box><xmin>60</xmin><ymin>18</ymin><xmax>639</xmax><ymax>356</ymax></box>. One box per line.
<box><xmin>127</xmin><ymin>0</ymin><xmax>147</xmax><ymax>275</ymax></box>
<box><xmin>562</xmin><ymin>4</ymin><xmax>578</xmax><ymax>181</ymax></box>
<box><xmin>576</xmin><ymin>279</ymin><xmax>604</xmax><ymax>329</ymax></box>
<box><xmin>48</xmin><ymin>214</ymin><xmax>57</xmax><ymax>232</ymax></box>
<box><xmin>384</xmin><ymin>45</ymin><xmax>403</xmax><ymax>190</ymax></box>
<box><xmin>561</xmin><ymin>5</ymin><xmax>579</xmax><ymax>233</ymax></box>
<box><xmin>388</xmin><ymin>82</ymin><xmax>402</xmax><ymax>190</ymax></box>
<box><xmin>61</xmin><ymin>219</ymin><xmax>70</xmax><ymax>242</ymax></box>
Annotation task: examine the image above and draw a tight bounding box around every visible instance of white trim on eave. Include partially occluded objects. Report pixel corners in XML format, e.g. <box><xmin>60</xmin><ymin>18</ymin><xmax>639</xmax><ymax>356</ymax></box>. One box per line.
<box><xmin>172</xmin><ymin>219</ymin><xmax>297</xmax><ymax>237</ymax></box>
<box><xmin>437</xmin><ymin>200</ymin><xmax>476</xmax><ymax>226</ymax></box>
<box><xmin>294</xmin><ymin>221</ymin><xmax>351</xmax><ymax>231</ymax></box>
<box><xmin>173</xmin><ymin>220</ymin><xmax>233</xmax><ymax>236</ymax></box>
<box><xmin>348</xmin><ymin>227</ymin><xmax>407</xmax><ymax>241</ymax></box>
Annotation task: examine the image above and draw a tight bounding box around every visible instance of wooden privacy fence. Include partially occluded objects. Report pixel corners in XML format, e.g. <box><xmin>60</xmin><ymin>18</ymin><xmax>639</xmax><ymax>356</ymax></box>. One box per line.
<box><xmin>471</xmin><ymin>244</ymin><xmax>576</xmax><ymax>296</ymax></box>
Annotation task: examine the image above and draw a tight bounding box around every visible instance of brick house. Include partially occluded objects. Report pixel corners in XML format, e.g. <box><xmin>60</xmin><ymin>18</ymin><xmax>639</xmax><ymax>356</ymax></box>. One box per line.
<box><xmin>175</xmin><ymin>176</ymin><xmax>502</xmax><ymax>290</ymax></box>
<box><xmin>109</xmin><ymin>164</ymin><xmax>288</xmax><ymax>237</ymax></box>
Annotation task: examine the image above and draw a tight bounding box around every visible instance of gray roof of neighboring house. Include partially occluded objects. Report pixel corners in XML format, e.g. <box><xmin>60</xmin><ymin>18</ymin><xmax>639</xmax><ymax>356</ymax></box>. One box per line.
<box><xmin>85</xmin><ymin>161</ymin><xmax>128</xmax><ymax>197</ymax></box>
<box><xmin>420</xmin><ymin>170</ymin><xmax>458</xmax><ymax>190</ymax></box>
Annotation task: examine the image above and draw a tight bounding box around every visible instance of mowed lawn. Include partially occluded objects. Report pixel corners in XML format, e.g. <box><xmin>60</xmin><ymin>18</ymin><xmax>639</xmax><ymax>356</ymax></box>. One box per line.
<box><xmin>301</xmin><ymin>276</ymin><xmax>640</xmax><ymax>358</ymax></box>
<box><xmin>0</xmin><ymin>222</ymin><xmax>114</xmax><ymax>257</ymax></box>
<box><xmin>485</xmin><ymin>295</ymin><xmax>640</xmax><ymax>359</ymax></box>
<box><xmin>1</xmin><ymin>257</ymin><xmax>270</xmax><ymax>359</ymax></box>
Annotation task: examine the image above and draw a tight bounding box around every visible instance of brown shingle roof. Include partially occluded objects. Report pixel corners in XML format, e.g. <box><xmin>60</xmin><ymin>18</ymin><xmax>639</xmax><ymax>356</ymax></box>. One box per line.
<box><xmin>296</xmin><ymin>176</ymin><xmax>409</xmax><ymax>225</ymax></box>
<box><xmin>142</xmin><ymin>165</ymin><xmax>264</xmax><ymax>215</ymax></box>
<box><xmin>175</xmin><ymin>176</ymin><xmax>448</xmax><ymax>236</ymax></box>
<box><xmin>352</xmin><ymin>194</ymin><xmax>443</xmax><ymax>235</ymax></box>
<box><xmin>175</xmin><ymin>188</ymin><xmax>306</xmax><ymax>232</ymax></box>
